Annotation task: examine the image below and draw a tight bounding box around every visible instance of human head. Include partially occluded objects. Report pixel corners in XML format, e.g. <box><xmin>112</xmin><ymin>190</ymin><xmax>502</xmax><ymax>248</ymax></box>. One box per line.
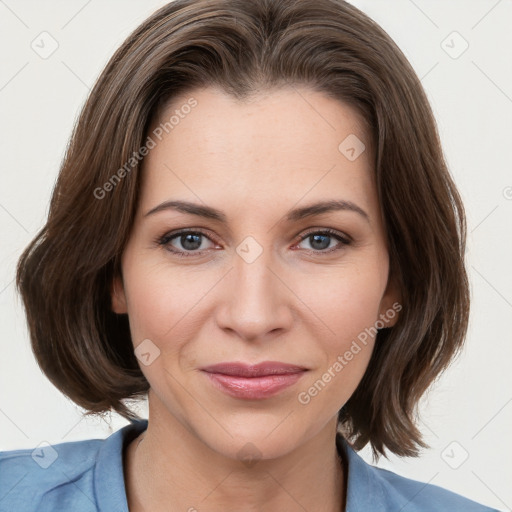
<box><xmin>16</xmin><ymin>0</ymin><xmax>469</xmax><ymax>459</ymax></box>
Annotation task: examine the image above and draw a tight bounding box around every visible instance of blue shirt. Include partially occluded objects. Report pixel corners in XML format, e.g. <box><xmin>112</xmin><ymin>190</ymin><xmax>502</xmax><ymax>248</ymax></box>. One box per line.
<box><xmin>0</xmin><ymin>419</ymin><xmax>499</xmax><ymax>511</ymax></box>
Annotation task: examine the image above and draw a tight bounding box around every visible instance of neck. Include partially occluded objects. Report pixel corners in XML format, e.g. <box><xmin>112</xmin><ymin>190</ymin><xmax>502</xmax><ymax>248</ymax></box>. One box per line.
<box><xmin>124</xmin><ymin>394</ymin><xmax>346</xmax><ymax>512</ymax></box>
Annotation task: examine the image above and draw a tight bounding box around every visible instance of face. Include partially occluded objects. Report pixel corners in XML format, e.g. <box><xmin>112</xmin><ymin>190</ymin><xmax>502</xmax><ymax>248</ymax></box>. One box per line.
<box><xmin>112</xmin><ymin>85</ymin><xmax>400</xmax><ymax>460</ymax></box>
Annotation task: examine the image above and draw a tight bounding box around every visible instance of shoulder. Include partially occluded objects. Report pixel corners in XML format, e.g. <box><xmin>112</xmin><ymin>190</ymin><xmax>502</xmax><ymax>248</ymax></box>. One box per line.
<box><xmin>0</xmin><ymin>437</ymin><xmax>103</xmax><ymax>512</ymax></box>
<box><xmin>337</xmin><ymin>435</ymin><xmax>500</xmax><ymax>512</ymax></box>
<box><xmin>371</xmin><ymin>465</ymin><xmax>500</xmax><ymax>511</ymax></box>
<box><xmin>0</xmin><ymin>419</ymin><xmax>148</xmax><ymax>512</ymax></box>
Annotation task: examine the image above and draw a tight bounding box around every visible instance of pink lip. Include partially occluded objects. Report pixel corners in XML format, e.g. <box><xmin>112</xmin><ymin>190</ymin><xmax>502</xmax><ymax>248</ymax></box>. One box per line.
<box><xmin>200</xmin><ymin>361</ymin><xmax>308</xmax><ymax>400</ymax></box>
<box><xmin>201</xmin><ymin>361</ymin><xmax>307</xmax><ymax>377</ymax></box>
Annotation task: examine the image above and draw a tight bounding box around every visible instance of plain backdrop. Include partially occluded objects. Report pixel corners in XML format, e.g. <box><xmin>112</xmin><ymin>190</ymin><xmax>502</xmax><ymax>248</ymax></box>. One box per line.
<box><xmin>0</xmin><ymin>0</ymin><xmax>511</xmax><ymax>510</ymax></box>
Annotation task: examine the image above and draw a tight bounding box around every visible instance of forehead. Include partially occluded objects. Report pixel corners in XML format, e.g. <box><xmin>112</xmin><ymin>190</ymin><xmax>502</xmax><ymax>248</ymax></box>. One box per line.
<box><xmin>140</xmin><ymin>86</ymin><xmax>377</xmax><ymax>221</ymax></box>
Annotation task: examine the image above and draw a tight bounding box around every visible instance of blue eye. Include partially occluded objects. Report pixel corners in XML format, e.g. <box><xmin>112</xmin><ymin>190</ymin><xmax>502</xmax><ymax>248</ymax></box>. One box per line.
<box><xmin>157</xmin><ymin>228</ymin><xmax>351</xmax><ymax>257</ymax></box>
<box><xmin>296</xmin><ymin>229</ymin><xmax>351</xmax><ymax>253</ymax></box>
<box><xmin>158</xmin><ymin>229</ymin><xmax>215</xmax><ymax>257</ymax></box>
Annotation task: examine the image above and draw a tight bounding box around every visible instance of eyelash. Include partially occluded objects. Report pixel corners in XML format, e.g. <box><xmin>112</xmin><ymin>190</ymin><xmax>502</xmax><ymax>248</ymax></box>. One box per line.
<box><xmin>156</xmin><ymin>228</ymin><xmax>352</xmax><ymax>258</ymax></box>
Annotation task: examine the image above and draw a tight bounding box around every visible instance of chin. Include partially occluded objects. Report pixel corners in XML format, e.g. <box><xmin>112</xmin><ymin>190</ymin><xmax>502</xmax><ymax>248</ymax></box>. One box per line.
<box><xmin>192</xmin><ymin>417</ymin><xmax>311</xmax><ymax>463</ymax></box>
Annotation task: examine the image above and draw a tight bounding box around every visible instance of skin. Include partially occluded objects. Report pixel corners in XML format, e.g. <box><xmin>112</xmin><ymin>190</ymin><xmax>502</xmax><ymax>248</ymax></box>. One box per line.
<box><xmin>112</xmin><ymin>85</ymin><xmax>401</xmax><ymax>512</ymax></box>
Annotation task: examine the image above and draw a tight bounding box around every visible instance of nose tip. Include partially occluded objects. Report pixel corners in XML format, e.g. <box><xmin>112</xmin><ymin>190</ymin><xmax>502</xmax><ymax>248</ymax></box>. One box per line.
<box><xmin>214</xmin><ymin>249</ymin><xmax>294</xmax><ymax>342</ymax></box>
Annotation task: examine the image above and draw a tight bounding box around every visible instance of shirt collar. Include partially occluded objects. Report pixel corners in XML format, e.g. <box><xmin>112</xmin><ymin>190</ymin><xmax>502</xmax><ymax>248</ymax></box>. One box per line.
<box><xmin>94</xmin><ymin>419</ymin><xmax>382</xmax><ymax>512</ymax></box>
<box><xmin>336</xmin><ymin>432</ymin><xmax>385</xmax><ymax>511</ymax></box>
<box><xmin>94</xmin><ymin>418</ymin><xmax>148</xmax><ymax>512</ymax></box>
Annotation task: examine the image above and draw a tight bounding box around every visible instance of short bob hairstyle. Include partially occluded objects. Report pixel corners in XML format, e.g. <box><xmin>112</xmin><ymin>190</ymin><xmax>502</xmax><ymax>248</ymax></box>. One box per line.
<box><xmin>16</xmin><ymin>0</ymin><xmax>469</xmax><ymax>460</ymax></box>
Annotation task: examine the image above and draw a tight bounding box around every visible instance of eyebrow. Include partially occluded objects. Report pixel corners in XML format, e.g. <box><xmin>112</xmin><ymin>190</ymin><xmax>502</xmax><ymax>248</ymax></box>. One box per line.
<box><xmin>144</xmin><ymin>199</ymin><xmax>370</xmax><ymax>224</ymax></box>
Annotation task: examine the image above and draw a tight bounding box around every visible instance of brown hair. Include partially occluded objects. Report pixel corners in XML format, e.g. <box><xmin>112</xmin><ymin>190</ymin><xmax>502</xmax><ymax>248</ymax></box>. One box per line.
<box><xmin>16</xmin><ymin>0</ymin><xmax>469</xmax><ymax>460</ymax></box>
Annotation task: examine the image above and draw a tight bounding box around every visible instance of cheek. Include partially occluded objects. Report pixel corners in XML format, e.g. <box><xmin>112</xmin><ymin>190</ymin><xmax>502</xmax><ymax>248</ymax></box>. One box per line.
<box><xmin>291</xmin><ymin>263</ymin><xmax>384</xmax><ymax>398</ymax></box>
<box><xmin>294</xmin><ymin>262</ymin><xmax>384</xmax><ymax>344</ymax></box>
<box><xmin>121</xmin><ymin>257</ymin><xmax>218</xmax><ymax>349</ymax></box>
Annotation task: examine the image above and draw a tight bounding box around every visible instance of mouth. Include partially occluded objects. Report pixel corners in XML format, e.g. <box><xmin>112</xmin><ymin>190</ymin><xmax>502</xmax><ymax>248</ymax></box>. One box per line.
<box><xmin>200</xmin><ymin>361</ymin><xmax>308</xmax><ymax>377</ymax></box>
<box><xmin>200</xmin><ymin>361</ymin><xmax>308</xmax><ymax>400</ymax></box>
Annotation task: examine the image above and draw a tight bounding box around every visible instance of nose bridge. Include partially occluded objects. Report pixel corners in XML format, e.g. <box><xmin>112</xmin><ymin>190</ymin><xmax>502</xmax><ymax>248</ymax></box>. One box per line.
<box><xmin>216</xmin><ymin>237</ymin><xmax>293</xmax><ymax>340</ymax></box>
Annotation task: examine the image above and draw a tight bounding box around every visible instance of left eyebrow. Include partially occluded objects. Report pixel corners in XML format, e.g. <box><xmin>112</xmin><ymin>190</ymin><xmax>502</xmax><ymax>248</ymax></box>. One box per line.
<box><xmin>144</xmin><ymin>199</ymin><xmax>369</xmax><ymax>224</ymax></box>
<box><xmin>285</xmin><ymin>199</ymin><xmax>369</xmax><ymax>224</ymax></box>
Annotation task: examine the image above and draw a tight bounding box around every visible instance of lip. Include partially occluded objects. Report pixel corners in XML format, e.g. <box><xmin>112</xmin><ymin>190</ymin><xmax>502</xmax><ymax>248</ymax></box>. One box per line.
<box><xmin>200</xmin><ymin>361</ymin><xmax>308</xmax><ymax>377</ymax></box>
<box><xmin>200</xmin><ymin>361</ymin><xmax>308</xmax><ymax>400</ymax></box>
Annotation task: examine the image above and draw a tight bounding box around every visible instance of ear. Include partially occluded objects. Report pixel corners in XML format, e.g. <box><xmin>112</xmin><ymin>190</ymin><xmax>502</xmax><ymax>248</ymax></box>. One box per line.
<box><xmin>111</xmin><ymin>273</ymin><xmax>128</xmax><ymax>314</ymax></box>
<box><xmin>377</xmin><ymin>270</ymin><xmax>402</xmax><ymax>328</ymax></box>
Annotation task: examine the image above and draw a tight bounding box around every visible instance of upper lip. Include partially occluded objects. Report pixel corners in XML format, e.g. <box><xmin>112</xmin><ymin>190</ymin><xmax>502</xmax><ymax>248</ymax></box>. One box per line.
<box><xmin>200</xmin><ymin>361</ymin><xmax>308</xmax><ymax>377</ymax></box>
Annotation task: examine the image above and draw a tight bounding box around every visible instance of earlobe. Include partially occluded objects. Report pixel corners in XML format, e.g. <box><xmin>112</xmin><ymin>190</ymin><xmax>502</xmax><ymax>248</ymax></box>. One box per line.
<box><xmin>111</xmin><ymin>275</ymin><xmax>128</xmax><ymax>314</ymax></box>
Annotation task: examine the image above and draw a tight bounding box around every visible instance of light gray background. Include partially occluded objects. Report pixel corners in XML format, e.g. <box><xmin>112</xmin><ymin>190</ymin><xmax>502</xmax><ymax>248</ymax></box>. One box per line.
<box><xmin>0</xmin><ymin>1</ymin><xmax>510</xmax><ymax>510</ymax></box>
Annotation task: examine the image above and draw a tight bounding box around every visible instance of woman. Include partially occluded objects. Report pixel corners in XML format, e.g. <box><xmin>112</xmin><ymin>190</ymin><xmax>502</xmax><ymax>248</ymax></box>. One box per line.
<box><xmin>0</xmin><ymin>0</ymin><xmax>500</xmax><ymax>510</ymax></box>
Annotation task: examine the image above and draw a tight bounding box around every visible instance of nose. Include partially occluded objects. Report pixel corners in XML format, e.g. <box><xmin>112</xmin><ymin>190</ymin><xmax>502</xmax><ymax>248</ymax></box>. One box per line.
<box><xmin>215</xmin><ymin>244</ymin><xmax>294</xmax><ymax>342</ymax></box>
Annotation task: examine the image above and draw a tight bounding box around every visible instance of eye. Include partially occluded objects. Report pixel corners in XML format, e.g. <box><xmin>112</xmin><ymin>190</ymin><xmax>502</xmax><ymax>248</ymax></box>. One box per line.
<box><xmin>157</xmin><ymin>227</ymin><xmax>352</xmax><ymax>258</ymax></box>
<box><xmin>157</xmin><ymin>229</ymin><xmax>217</xmax><ymax>257</ymax></box>
<box><xmin>294</xmin><ymin>228</ymin><xmax>352</xmax><ymax>254</ymax></box>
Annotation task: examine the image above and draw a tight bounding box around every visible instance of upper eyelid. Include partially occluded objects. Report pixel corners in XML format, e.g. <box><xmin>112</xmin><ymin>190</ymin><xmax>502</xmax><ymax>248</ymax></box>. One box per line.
<box><xmin>299</xmin><ymin>227</ymin><xmax>351</xmax><ymax>241</ymax></box>
<box><xmin>162</xmin><ymin>227</ymin><xmax>350</xmax><ymax>249</ymax></box>
<box><xmin>165</xmin><ymin>228</ymin><xmax>220</xmax><ymax>244</ymax></box>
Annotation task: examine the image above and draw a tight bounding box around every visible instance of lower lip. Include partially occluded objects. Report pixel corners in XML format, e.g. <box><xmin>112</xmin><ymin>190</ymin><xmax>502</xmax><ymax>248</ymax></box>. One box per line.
<box><xmin>202</xmin><ymin>371</ymin><xmax>306</xmax><ymax>400</ymax></box>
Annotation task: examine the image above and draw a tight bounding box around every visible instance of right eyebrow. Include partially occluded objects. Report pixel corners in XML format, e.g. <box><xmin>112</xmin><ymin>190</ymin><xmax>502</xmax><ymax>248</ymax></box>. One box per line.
<box><xmin>145</xmin><ymin>200</ymin><xmax>227</xmax><ymax>222</ymax></box>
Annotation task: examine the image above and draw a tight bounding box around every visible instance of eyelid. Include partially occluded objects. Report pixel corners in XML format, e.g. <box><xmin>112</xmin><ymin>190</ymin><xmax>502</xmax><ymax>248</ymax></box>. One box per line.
<box><xmin>158</xmin><ymin>227</ymin><xmax>220</xmax><ymax>249</ymax></box>
<box><xmin>295</xmin><ymin>227</ymin><xmax>352</xmax><ymax>244</ymax></box>
<box><xmin>157</xmin><ymin>226</ymin><xmax>352</xmax><ymax>257</ymax></box>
